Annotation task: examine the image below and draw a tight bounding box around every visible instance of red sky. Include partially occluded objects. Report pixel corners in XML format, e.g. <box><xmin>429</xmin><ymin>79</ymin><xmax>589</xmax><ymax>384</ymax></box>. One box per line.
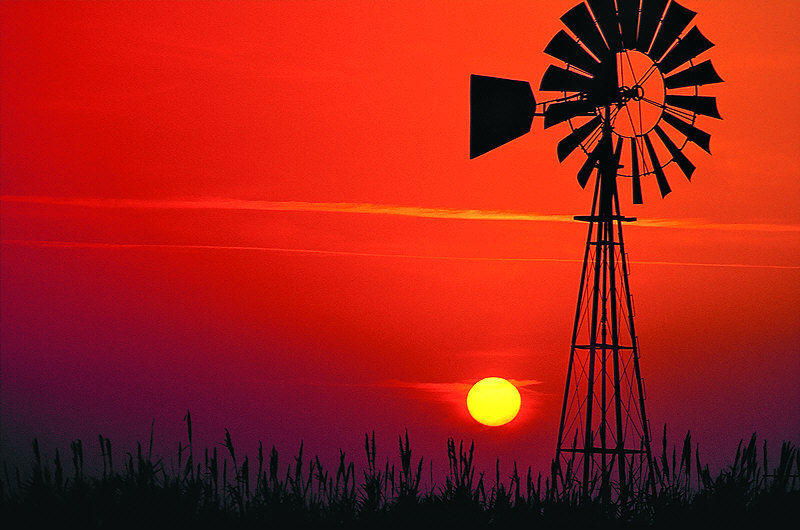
<box><xmin>2</xmin><ymin>0</ymin><xmax>798</xmax><ymax>479</ymax></box>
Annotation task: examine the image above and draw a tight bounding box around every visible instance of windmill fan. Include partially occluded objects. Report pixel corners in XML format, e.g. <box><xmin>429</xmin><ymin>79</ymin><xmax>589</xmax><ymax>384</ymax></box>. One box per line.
<box><xmin>470</xmin><ymin>0</ymin><xmax>722</xmax><ymax>499</ymax></box>
<box><xmin>471</xmin><ymin>0</ymin><xmax>722</xmax><ymax>204</ymax></box>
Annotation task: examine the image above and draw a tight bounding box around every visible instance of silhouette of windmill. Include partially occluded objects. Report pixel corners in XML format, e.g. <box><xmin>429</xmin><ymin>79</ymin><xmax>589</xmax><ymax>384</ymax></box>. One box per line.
<box><xmin>469</xmin><ymin>0</ymin><xmax>722</xmax><ymax>500</ymax></box>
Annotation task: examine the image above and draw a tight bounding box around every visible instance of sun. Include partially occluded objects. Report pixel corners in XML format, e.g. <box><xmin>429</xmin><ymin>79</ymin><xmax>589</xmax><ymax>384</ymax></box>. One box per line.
<box><xmin>466</xmin><ymin>377</ymin><xmax>521</xmax><ymax>427</ymax></box>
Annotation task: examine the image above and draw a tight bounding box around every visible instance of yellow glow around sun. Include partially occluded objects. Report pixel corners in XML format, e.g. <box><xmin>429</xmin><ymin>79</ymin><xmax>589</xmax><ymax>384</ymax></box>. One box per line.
<box><xmin>466</xmin><ymin>377</ymin><xmax>521</xmax><ymax>426</ymax></box>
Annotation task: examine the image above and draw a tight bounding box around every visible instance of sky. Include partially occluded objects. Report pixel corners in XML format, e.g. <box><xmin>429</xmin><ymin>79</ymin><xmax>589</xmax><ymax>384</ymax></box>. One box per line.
<box><xmin>1</xmin><ymin>0</ymin><xmax>799</xmax><ymax>481</ymax></box>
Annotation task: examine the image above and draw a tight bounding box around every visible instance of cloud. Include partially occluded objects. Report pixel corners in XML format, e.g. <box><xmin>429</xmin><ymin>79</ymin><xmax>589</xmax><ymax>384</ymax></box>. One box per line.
<box><xmin>0</xmin><ymin>239</ymin><xmax>581</xmax><ymax>263</ymax></box>
<box><xmin>0</xmin><ymin>195</ymin><xmax>574</xmax><ymax>224</ymax></box>
<box><xmin>632</xmin><ymin>218</ymin><xmax>800</xmax><ymax>233</ymax></box>
<box><xmin>368</xmin><ymin>380</ymin><xmax>551</xmax><ymax>426</ymax></box>
<box><xmin>369</xmin><ymin>378</ymin><xmax>543</xmax><ymax>405</ymax></box>
<box><xmin>3</xmin><ymin>195</ymin><xmax>799</xmax><ymax>232</ymax></box>
<box><xmin>3</xmin><ymin>239</ymin><xmax>798</xmax><ymax>270</ymax></box>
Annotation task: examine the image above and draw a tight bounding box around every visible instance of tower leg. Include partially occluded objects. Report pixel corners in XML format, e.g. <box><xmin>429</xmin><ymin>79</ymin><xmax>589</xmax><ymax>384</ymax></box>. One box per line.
<box><xmin>554</xmin><ymin>115</ymin><xmax>654</xmax><ymax>503</ymax></box>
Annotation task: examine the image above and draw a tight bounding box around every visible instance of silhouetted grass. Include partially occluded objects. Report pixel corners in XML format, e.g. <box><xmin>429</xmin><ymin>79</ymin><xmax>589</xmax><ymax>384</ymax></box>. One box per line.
<box><xmin>2</xmin><ymin>412</ymin><xmax>797</xmax><ymax>528</ymax></box>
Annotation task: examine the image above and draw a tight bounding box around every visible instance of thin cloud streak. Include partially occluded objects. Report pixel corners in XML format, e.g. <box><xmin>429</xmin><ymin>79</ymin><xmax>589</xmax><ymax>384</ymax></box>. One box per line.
<box><xmin>1</xmin><ymin>239</ymin><xmax>582</xmax><ymax>263</ymax></box>
<box><xmin>3</xmin><ymin>239</ymin><xmax>798</xmax><ymax>270</ymax></box>
<box><xmin>3</xmin><ymin>195</ymin><xmax>799</xmax><ymax>232</ymax></box>
<box><xmin>377</xmin><ymin>379</ymin><xmax>543</xmax><ymax>392</ymax></box>
<box><xmin>0</xmin><ymin>195</ymin><xmax>573</xmax><ymax>223</ymax></box>
<box><xmin>370</xmin><ymin>379</ymin><xmax>543</xmax><ymax>405</ymax></box>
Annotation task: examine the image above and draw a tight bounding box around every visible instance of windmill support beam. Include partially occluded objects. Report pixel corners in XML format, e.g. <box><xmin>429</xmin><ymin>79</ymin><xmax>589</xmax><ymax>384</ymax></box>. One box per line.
<box><xmin>574</xmin><ymin>215</ymin><xmax>637</xmax><ymax>222</ymax></box>
<box><xmin>554</xmin><ymin>109</ymin><xmax>655</xmax><ymax>503</ymax></box>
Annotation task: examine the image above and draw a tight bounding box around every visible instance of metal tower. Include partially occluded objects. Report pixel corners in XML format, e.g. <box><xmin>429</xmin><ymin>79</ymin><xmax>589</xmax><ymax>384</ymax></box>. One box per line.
<box><xmin>554</xmin><ymin>108</ymin><xmax>654</xmax><ymax>501</ymax></box>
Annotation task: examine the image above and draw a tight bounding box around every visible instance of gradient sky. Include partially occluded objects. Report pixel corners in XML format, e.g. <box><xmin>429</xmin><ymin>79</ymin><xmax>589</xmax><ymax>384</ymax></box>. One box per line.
<box><xmin>2</xmin><ymin>0</ymin><xmax>798</xmax><ymax>479</ymax></box>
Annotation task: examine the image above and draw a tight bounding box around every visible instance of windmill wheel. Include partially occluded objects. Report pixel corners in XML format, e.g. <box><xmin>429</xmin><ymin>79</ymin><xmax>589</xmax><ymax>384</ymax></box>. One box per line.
<box><xmin>540</xmin><ymin>0</ymin><xmax>722</xmax><ymax>203</ymax></box>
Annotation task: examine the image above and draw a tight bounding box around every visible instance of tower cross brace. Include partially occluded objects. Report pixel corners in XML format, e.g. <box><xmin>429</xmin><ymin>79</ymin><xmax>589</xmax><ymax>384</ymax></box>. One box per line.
<box><xmin>554</xmin><ymin>107</ymin><xmax>656</xmax><ymax>502</ymax></box>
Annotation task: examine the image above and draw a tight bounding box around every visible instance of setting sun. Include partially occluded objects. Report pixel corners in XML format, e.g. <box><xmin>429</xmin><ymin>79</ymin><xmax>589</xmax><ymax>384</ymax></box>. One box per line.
<box><xmin>466</xmin><ymin>377</ymin><xmax>521</xmax><ymax>427</ymax></box>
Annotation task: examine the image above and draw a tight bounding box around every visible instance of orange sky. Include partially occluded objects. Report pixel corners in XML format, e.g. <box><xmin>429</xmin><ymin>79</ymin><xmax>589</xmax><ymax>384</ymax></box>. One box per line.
<box><xmin>1</xmin><ymin>0</ymin><xmax>798</xmax><ymax>476</ymax></box>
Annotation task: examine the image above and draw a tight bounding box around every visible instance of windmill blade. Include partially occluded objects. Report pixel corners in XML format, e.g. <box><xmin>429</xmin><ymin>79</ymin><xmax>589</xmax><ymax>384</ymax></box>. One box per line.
<box><xmin>557</xmin><ymin>115</ymin><xmax>602</xmax><ymax>162</ymax></box>
<box><xmin>653</xmin><ymin>124</ymin><xmax>696</xmax><ymax>180</ymax></box>
<box><xmin>587</xmin><ymin>0</ymin><xmax>622</xmax><ymax>52</ymax></box>
<box><xmin>470</xmin><ymin>74</ymin><xmax>536</xmax><ymax>159</ymax></box>
<box><xmin>577</xmin><ymin>143</ymin><xmax>601</xmax><ymax>188</ymax></box>
<box><xmin>658</xmin><ymin>27</ymin><xmax>714</xmax><ymax>74</ymax></box>
<box><xmin>643</xmin><ymin>133</ymin><xmax>671</xmax><ymax>197</ymax></box>
<box><xmin>544</xmin><ymin>30</ymin><xmax>602</xmax><ymax>75</ymax></box>
<box><xmin>665</xmin><ymin>94</ymin><xmax>722</xmax><ymax>119</ymax></box>
<box><xmin>540</xmin><ymin>64</ymin><xmax>595</xmax><ymax>93</ymax></box>
<box><xmin>544</xmin><ymin>100</ymin><xmax>596</xmax><ymax>129</ymax></box>
<box><xmin>613</xmin><ymin>135</ymin><xmax>623</xmax><ymax>164</ymax></box>
<box><xmin>561</xmin><ymin>3</ymin><xmax>610</xmax><ymax>61</ymax></box>
<box><xmin>661</xmin><ymin>112</ymin><xmax>712</xmax><ymax>153</ymax></box>
<box><xmin>630</xmin><ymin>138</ymin><xmax>643</xmax><ymax>204</ymax></box>
<box><xmin>636</xmin><ymin>0</ymin><xmax>668</xmax><ymax>53</ymax></box>
<box><xmin>649</xmin><ymin>2</ymin><xmax>697</xmax><ymax>61</ymax></box>
<box><xmin>618</xmin><ymin>0</ymin><xmax>641</xmax><ymax>50</ymax></box>
<box><xmin>664</xmin><ymin>60</ymin><xmax>723</xmax><ymax>89</ymax></box>
<box><xmin>612</xmin><ymin>135</ymin><xmax>624</xmax><ymax>186</ymax></box>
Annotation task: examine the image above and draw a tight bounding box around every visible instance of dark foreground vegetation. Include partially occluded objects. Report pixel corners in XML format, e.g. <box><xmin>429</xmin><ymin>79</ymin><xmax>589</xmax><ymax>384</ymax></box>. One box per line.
<box><xmin>2</xmin><ymin>414</ymin><xmax>798</xmax><ymax>529</ymax></box>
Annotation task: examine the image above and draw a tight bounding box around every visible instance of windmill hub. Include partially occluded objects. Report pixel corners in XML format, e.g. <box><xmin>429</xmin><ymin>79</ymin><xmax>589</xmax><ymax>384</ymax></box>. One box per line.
<box><xmin>610</xmin><ymin>50</ymin><xmax>667</xmax><ymax>139</ymax></box>
<box><xmin>618</xmin><ymin>85</ymin><xmax>644</xmax><ymax>103</ymax></box>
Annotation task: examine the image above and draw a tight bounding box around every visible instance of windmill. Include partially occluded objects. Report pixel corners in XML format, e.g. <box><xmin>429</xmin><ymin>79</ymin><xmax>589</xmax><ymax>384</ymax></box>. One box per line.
<box><xmin>469</xmin><ymin>0</ymin><xmax>722</xmax><ymax>500</ymax></box>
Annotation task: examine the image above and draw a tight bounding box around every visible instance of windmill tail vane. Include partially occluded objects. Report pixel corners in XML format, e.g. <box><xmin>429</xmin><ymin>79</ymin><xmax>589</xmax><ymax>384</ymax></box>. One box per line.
<box><xmin>468</xmin><ymin>0</ymin><xmax>722</xmax><ymax>501</ymax></box>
